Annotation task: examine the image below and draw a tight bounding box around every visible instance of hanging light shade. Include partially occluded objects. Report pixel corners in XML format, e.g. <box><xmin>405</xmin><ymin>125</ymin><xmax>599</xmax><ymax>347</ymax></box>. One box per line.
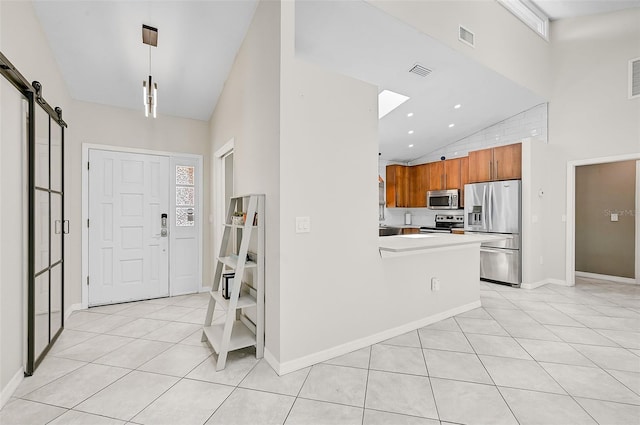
<box><xmin>143</xmin><ymin>75</ymin><xmax>157</xmax><ymax>118</ymax></box>
<box><xmin>142</xmin><ymin>24</ymin><xmax>158</xmax><ymax>118</ymax></box>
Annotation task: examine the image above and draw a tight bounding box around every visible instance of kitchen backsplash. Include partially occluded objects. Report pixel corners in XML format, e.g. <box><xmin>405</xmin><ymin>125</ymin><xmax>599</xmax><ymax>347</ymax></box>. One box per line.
<box><xmin>409</xmin><ymin>103</ymin><xmax>547</xmax><ymax>165</ymax></box>
<box><xmin>379</xmin><ymin>103</ymin><xmax>547</xmax><ymax>226</ymax></box>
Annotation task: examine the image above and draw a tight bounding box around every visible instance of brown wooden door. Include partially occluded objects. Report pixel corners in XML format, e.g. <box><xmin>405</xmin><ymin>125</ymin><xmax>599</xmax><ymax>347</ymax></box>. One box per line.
<box><xmin>444</xmin><ymin>158</ymin><xmax>461</xmax><ymax>190</ymax></box>
<box><xmin>493</xmin><ymin>143</ymin><xmax>522</xmax><ymax>181</ymax></box>
<box><xmin>409</xmin><ymin>164</ymin><xmax>429</xmax><ymax>207</ymax></box>
<box><xmin>428</xmin><ymin>161</ymin><xmax>445</xmax><ymax>191</ymax></box>
<box><xmin>468</xmin><ymin>148</ymin><xmax>493</xmax><ymax>183</ymax></box>
<box><xmin>459</xmin><ymin>156</ymin><xmax>469</xmax><ymax>208</ymax></box>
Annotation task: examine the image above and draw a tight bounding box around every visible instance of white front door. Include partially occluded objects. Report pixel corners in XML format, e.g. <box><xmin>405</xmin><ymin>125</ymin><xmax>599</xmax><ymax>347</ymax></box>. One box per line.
<box><xmin>88</xmin><ymin>149</ymin><xmax>169</xmax><ymax>306</ymax></box>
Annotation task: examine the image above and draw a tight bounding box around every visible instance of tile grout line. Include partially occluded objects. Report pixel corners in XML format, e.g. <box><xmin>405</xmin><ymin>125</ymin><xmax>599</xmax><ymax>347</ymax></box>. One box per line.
<box><xmin>418</xmin><ymin>325</ymin><xmax>441</xmax><ymax>422</ymax></box>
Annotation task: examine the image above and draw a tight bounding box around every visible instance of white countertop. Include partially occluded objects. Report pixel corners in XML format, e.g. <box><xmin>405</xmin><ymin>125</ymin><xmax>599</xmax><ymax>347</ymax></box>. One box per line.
<box><xmin>379</xmin><ymin>233</ymin><xmax>507</xmax><ymax>253</ymax></box>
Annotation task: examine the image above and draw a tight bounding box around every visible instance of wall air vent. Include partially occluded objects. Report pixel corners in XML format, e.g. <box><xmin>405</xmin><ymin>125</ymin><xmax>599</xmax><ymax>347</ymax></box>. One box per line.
<box><xmin>409</xmin><ymin>64</ymin><xmax>432</xmax><ymax>77</ymax></box>
<box><xmin>459</xmin><ymin>25</ymin><xmax>475</xmax><ymax>48</ymax></box>
<box><xmin>630</xmin><ymin>57</ymin><xmax>640</xmax><ymax>99</ymax></box>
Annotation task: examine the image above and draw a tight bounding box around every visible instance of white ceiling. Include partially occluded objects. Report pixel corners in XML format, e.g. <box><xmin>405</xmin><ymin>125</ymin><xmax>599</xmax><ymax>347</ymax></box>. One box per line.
<box><xmin>33</xmin><ymin>1</ymin><xmax>258</xmax><ymax>121</ymax></box>
<box><xmin>531</xmin><ymin>0</ymin><xmax>640</xmax><ymax>20</ymax></box>
<box><xmin>295</xmin><ymin>1</ymin><xmax>545</xmax><ymax>162</ymax></box>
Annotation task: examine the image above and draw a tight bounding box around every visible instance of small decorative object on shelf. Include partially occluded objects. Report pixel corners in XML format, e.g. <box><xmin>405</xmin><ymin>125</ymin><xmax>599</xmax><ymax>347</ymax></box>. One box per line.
<box><xmin>231</xmin><ymin>211</ymin><xmax>244</xmax><ymax>225</ymax></box>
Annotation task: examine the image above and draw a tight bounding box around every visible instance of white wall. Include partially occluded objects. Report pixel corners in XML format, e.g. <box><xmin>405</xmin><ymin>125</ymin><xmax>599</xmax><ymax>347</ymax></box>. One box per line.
<box><xmin>368</xmin><ymin>0</ymin><xmax>551</xmax><ymax>99</ymax></box>
<box><xmin>208</xmin><ymin>0</ymin><xmax>282</xmax><ymax>359</ymax></box>
<box><xmin>0</xmin><ymin>0</ymin><xmax>73</xmax><ymax>401</ymax></box>
<box><xmin>542</xmin><ymin>9</ymin><xmax>640</xmax><ymax>282</ymax></box>
<box><xmin>69</xmin><ymin>100</ymin><xmax>210</xmax><ymax>310</ymax></box>
<box><xmin>278</xmin><ymin>0</ymin><xmax>383</xmax><ymax>364</ymax></box>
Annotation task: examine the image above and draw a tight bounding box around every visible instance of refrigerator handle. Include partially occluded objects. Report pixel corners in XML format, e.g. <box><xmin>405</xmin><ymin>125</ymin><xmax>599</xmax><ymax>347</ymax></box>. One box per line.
<box><xmin>487</xmin><ymin>184</ymin><xmax>493</xmax><ymax>231</ymax></box>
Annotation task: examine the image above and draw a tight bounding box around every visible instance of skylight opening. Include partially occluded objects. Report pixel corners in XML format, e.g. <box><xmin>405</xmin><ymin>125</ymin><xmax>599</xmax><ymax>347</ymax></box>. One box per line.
<box><xmin>497</xmin><ymin>0</ymin><xmax>549</xmax><ymax>41</ymax></box>
<box><xmin>378</xmin><ymin>90</ymin><xmax>410</xmax><ymax>119</ymax></box>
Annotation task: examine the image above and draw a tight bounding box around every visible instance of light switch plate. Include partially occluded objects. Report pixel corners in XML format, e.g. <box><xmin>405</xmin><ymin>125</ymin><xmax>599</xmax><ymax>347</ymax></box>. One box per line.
<box><xmin>296</xmin><ymin>216</ymin><xmax>311</xmax><ymax>233</ymax></box>
<box><xmin>611</xmin><ymin>213</ymin><xmax>619</xmax><ymax>222</ymax></box>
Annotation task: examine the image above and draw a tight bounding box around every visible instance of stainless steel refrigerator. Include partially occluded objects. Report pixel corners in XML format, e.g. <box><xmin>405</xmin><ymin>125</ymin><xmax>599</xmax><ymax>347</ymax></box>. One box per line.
<box><xmin>464</xmin><ymin>180</ymin><xmax>521</xmax><ymax>286</ymax></box>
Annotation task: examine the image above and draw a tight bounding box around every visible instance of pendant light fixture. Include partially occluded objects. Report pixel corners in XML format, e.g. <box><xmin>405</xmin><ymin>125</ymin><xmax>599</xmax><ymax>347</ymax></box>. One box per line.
<box><xmin>142</xmin><ymin>24</ymin><xmax>158</xmax><ymax>118</ymax></box>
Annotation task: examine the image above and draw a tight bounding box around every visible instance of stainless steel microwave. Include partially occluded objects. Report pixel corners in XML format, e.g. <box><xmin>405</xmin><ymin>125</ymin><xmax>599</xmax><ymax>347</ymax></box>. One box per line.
<box><xmin>427</xmin><ymin>189</ymin><xmax>459</xmax><ymax>210</ymax></box>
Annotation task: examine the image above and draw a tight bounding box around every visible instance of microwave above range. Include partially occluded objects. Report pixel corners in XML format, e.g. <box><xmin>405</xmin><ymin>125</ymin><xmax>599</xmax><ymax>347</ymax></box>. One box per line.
<box><xmin>427</xmin><ymin>189</ymin><xmax>459</xmax><ymax>210</ymax></box>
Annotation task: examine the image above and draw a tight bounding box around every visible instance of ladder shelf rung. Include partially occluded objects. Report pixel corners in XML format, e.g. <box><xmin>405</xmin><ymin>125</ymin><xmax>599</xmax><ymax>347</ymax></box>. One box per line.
<box><xmin>210</xmin><ymin>290</ymin><xmax>257</xmax><ymax>310</ymax></box>
<box><xmin>218</xmin><ymin>255</ymin><xmax>257</xmax><ymax>269</ymax></box>
<box><xmin>202</xmin><ymin>321</ymin><xmax>257</xmax><ymax>353</ymax></box>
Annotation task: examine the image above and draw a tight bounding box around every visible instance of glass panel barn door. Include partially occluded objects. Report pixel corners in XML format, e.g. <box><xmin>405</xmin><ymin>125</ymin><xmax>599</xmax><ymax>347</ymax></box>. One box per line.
<box><xmin>27</xmin><ymin>94</ymin><xmax>65</xmax><ymax>374</ymax></box>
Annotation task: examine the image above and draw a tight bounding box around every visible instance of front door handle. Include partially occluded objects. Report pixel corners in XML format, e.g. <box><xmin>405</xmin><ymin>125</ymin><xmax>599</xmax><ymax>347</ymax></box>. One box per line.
<box><xmin>161</xmin><ymin>213</ymin><xmax>168</xmax><ymax>237</ymax></box>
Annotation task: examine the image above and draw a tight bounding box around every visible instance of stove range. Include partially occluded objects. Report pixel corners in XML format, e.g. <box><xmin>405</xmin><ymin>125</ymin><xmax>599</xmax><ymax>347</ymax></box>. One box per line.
<box><xmin>420</xmin><ymin>214</ymin><xmax>464</xmax><ymax>234</ymax></box>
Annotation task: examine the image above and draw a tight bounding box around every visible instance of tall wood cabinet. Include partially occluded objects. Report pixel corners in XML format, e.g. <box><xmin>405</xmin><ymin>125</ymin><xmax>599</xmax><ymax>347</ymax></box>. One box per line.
<box><xmin>468</xmin><ymin>143</ymin><xmax>521</xmax><ymax>183</ymax></box>
<box><xmin>409</xmin><ymin>164</ymin><xmax>429</xmax><ymax>207</ymax></box>
<box><xmin>386</xmin><ymin>164</ymin><xmax>409</xmax><ymax>208</ymax></box>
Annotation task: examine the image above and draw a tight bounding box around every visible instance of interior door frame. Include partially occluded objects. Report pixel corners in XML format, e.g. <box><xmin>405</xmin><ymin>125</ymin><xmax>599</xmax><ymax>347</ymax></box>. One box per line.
<box><xmin>81</xmin><ymin>143</ymin><xmax>203</xmax><ymax>309</ymax></box>
<box><xmin>213</xmin><ymin>138</ymin><xmax>234</xmax><ymax>282</ymax></box>
<box><xmin>566</xmin><ymin>152</ymin><xmax>640</xmax><ymax>286</ymax></box>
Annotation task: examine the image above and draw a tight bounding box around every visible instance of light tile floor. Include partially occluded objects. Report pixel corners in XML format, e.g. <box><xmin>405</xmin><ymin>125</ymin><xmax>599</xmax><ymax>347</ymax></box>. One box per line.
<box><xmin>2</xmin><ymin>277</ymin><xmax>640</xmax><ymax>425</ymax></box>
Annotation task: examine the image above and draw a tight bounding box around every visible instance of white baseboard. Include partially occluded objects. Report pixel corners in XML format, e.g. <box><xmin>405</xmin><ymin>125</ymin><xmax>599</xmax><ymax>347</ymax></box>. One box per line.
<box><xmin>521</xmin><ymin>278</ymin><xmax>569</xmax><ymax>289</ymax></box>
<box><xmin>64</xmin><ymin>303</ymin><xmax>83</xmax><ymax>322</ymax></box>
<box><xmin>520</xmin><ymin>280</ymin><xmax>549</xmax><ymax>290</ymax></box>
<box><xmin>264</xmin><ymin>300</ymin><xmax>481</xmax><ymax>376</ymax></box>
<box><xmin>575</xmin><ymin>271</ymin><xmax>636</xmax><ymax>285</ymax></box>
<box><xmin>0</xmin><ymin>367</ymin><xmax>23</xmax><ymax>408</ymax></box>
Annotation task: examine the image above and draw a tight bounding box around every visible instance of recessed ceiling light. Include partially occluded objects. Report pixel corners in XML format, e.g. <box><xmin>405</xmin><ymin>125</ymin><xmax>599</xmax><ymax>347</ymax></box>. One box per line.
<box><xmin>448</xmin><ymin>123</ymin><xmax>455</xmax><ymax>128</ymax></box>
<box><xmin>454</xmin><ymin>104</ymin><xmax>461</xmax><ymax>109</ymax></box>
<box><xmin>407</xmin><ymin>112</ymin><xmax>414</xmax><ymax>117</ymax></box>
<box><xmin>408</xmin><ymin>130</ymin><xmax>414</xmax><ymax>135</ymax></box>
<box><xmin>409</xmin><ymin>144</ymin><xmax>414</xmax><ymax>148</ymax></box>
<box><xmin>378</xmin><ymin>90</ymin><xmax>410</xmax><ymax>119</ymax></box>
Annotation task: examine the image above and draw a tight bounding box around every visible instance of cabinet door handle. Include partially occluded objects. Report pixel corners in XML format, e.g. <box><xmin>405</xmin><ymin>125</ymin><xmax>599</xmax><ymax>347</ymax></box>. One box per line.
<box><xmin>489</xmin><ymin>160</ymin><xmax>492</xmax><ymax>180</ymax></box>
<box><xmin>496</xmin><ymin>160</ymin><xmax>499</xmax><ymax>180</ymax></box>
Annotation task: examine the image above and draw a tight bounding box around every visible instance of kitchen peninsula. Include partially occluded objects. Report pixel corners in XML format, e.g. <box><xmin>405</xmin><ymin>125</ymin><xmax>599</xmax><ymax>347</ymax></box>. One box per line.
<box><xmin>377</xmin><ymin>233</ymin><xmax>504</xmax><ymax>333</ymax></box>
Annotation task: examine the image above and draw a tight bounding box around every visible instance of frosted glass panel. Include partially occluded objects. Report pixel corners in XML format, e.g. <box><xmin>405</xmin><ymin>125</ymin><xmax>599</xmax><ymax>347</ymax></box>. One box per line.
<box><xmin>50</xmin><ymin>125</ymin><xmax>62</xmax><ymax>192</ymax></box>
<box><xmin>50</xmin><ymin>265</ymin><xmax>62</xmax><ymax>339</ymax></box>
<box><xmin>176</xmin><ymin>166</ymin><xmax>194</xmax><ymax>186</ymax></box>
<box><xmin>35</xmin><ymin>190</ymin><xmax>49</xmax><ymax>273</ymax></box>
<box><xmin>35</xmin><ymin>272</ymin><xmax>49</xmax><ymax>359</ymax></box>
<box><xmin>176</xmin><ymin>208</ymin><xmax>195</xmax><ymax>226</ymax></box>
<box><xmin>51</xmin><ymin>193</ymin><xmax>62</xmax><ymax>264</ymax></box>
<box><xmin>176</xmin><ymin>187</ymin><xmax>194</xmax><ymax>206</ymax></box>
<box><xmin>35</xmin><ymin>107</ymin><xmax>49</xmax><ymax>189</ymax></box>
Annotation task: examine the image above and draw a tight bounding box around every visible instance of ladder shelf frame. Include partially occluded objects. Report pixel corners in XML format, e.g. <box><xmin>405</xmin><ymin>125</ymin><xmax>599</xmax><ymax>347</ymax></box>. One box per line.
<box><xmin>202</xmin><ymin>194</ymin><xmax>265</xmax><ymax>371</ymax></box>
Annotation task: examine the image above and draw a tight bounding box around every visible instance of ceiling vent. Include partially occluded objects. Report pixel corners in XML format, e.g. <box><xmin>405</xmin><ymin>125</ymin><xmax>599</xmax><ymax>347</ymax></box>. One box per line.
<box><xmin>459</xmin><ymin>25</ymin><xmax>475</xmax><ymax>48</ymax></box>
<box><xmin>630</xmin><ymin>57</ymin><xmax>640</xmax><ymax>99</ymax></box>
<box><xmin>409</xmin><ymin>64</ymin><xmax>432</xmax><ymax>77</ymax></box>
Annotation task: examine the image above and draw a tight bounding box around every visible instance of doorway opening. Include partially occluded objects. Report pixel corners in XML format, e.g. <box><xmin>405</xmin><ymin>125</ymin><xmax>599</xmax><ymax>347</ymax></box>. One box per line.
<box><xmin>566</xmin><ymin>154</ymin><xmax>640</xmax><ymax>286</ymax></box>
<box><xmin>214</xmin><ymin>139</ymin><xmax>234</xmax><ymax>274</ymax></box>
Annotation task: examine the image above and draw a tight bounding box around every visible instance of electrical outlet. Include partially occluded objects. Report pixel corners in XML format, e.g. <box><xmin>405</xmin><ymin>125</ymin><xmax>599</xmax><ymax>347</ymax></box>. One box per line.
<box><xmin>611</xmin><ymin>213</ymin><xmax>619</xmax><ymax>222</ymax></box>
<box><xmin>431</xmin><ymin>277</ymin><xmax>441</xmax><ymax>291</ymax></box>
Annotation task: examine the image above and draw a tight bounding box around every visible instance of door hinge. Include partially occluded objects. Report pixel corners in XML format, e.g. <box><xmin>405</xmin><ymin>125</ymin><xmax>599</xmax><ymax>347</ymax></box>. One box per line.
<box><xmin>86</xmin><ymin>276</ymin><xmax>89</xmax><ymax>286</ymax></box>
<box><xmin>87</xmin><ymin>219</ymin><xmax>90</xmax><ymax>228</ymax></box>
<box><xmin>87</xmin><ymin>161</ymin><xmax>90</xmax><ymax>170</ymax></box>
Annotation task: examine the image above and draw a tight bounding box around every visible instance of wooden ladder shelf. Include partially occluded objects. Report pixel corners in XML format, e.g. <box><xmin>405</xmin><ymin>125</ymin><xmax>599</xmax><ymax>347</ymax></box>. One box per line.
<box><xmin>202</xmin><ymin>194</ymin><xmax>265</xmax><ymax>370</ymax></box>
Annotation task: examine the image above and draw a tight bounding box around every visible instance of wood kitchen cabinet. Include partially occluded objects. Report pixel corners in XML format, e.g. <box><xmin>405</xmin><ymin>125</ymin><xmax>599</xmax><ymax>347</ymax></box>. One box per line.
<box><xmin>386</xmin><ymin>164</ymin><xmax>409</xmax><ymax>208</ymax></box>
<box><xmin>492</xmin><ymin>143</ymin><xmax>522</xmax><ymax>181</ymax></box>
<box><xmin>427</xmin><ymin>161</ymin><xmax>445</xmax><ymax>191</ymax></box>
<box><xmin>460</xmin><ymin>156</ymin><xmax>469</xmax><ymax>207</ymax></box>
<box><xmin>444</xmin><ymin>158</ymin><xmax>462</xmax><ymax>190</ymax></box>
<box><xmin>409</xmin><ymin>164</ymin><xmax>429</xmax><ymax>207</ymax></box>
<box><xmin>468</xmin><ymin>143</ymin><xmax>521</xmax><ymax>183</ymax></box>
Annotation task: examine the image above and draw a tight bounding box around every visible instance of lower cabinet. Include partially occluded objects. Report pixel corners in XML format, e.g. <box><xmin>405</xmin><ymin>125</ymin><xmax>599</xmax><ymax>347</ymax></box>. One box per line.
<box><xmin>402</xmin><ymin>228</ymin><xmax>420</xmax><ymax>235</ymax></box>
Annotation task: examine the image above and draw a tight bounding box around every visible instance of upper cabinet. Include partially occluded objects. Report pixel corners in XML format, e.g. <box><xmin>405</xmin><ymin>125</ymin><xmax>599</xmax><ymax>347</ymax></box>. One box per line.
<box><xmin>409</xmin><ymin>164</ymin><xmax>429</xmax><ymax>207</ymax></box>
<box><xmin>468</xmin><ymin>143</ymin><xmax>521</xmax><ymax>183</ymax></box>
<box><xmin>386</xmin><ymin>164</ymin><xmax>409</xmax><ymax>208</ymax></box>
<box><xmin>427</xmin><ymin>161</ymin><xmax>445</xmax><ymax>191</ymax></box>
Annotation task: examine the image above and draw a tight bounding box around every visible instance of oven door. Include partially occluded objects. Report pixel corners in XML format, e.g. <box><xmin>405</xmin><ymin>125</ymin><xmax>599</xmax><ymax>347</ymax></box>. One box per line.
<box><xmin>428</xmin><ymin>194</ymin><xmax>454</xmax><ymax>209</ymax></box>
